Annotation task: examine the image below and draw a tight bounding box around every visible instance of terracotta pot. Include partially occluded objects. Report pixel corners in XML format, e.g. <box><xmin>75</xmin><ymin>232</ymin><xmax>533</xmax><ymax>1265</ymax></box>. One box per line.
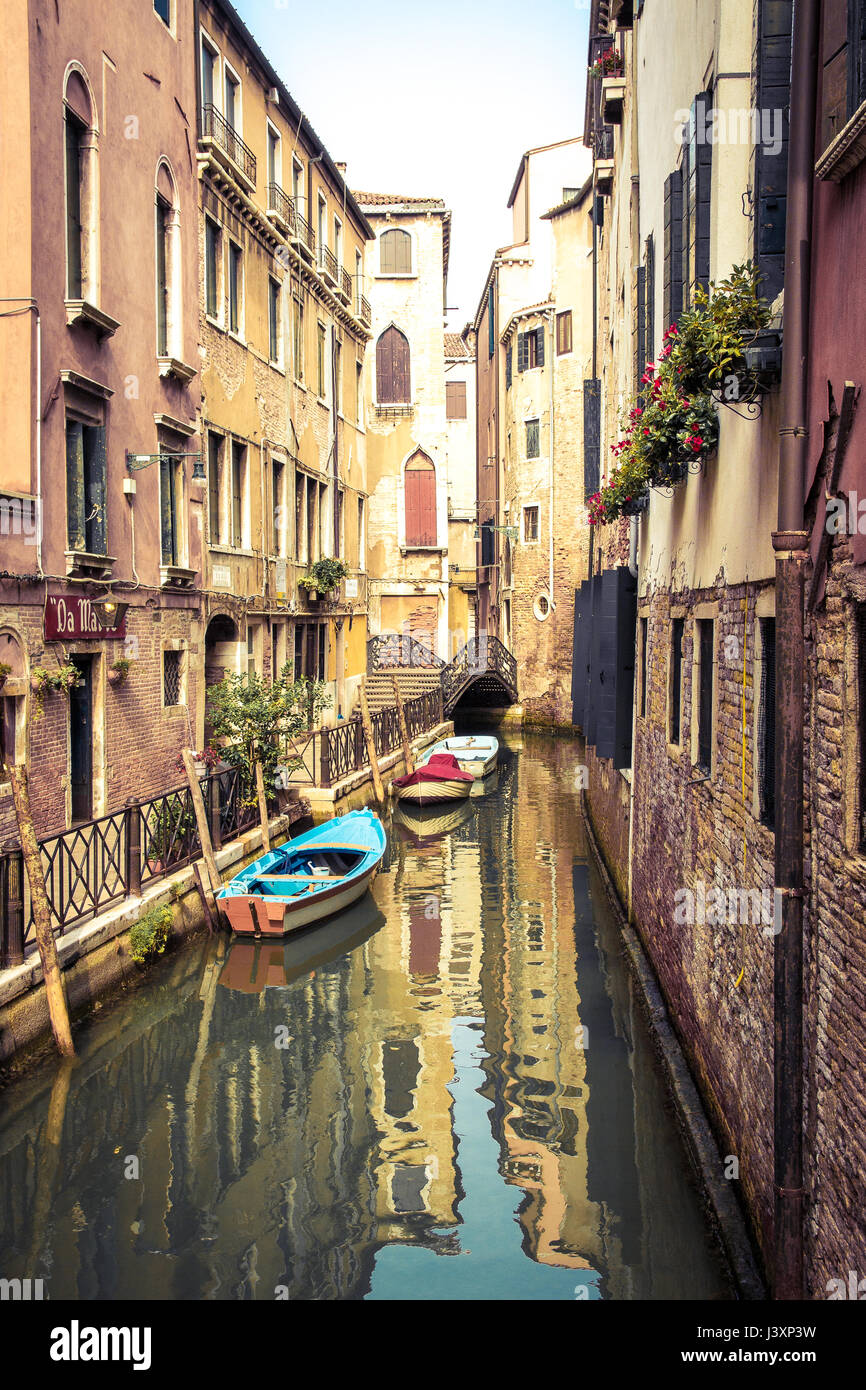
<box><xmin>108</xmin><ymin>669</ymin><xmax>126</xmax><ymax>687</ymax></box>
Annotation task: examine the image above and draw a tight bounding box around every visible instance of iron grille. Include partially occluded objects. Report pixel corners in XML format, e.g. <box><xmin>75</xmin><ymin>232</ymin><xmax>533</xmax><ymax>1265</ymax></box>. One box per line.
<box><xmin>163</xmin><ymin>649</ymin><xmax>182</xmax><ymax>706</ymax></box>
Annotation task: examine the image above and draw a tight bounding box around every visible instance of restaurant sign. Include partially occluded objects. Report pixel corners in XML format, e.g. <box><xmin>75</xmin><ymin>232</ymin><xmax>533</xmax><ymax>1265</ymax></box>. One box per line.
<box><xmin>44</xmin><ymin>595</ymin><xmax>127</xmax><ymax>641</ymax></box>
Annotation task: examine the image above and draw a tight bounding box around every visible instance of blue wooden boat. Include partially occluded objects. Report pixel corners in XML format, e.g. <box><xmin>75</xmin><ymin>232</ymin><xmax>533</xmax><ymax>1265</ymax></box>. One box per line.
<box><xmin>218</xmin><ymin>808</ymin><xmax>387</xmax><ymax>937</ymax></box>
<box><xmin>419</xmin><ymin>734</ymin><xmax>499</xmax><ymax>779</ymax></box>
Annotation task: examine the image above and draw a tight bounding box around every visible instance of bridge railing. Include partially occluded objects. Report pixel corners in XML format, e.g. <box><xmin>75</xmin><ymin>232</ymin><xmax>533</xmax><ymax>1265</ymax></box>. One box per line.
<box><xmin>366</xmin><ymin>631</ymin><xmax>444</xmax><ymax>671</ymax></box>
<box><xmin>441</xmin><ymin>635</ymin><xmax>517</xmax><ymax>711</ymax></box>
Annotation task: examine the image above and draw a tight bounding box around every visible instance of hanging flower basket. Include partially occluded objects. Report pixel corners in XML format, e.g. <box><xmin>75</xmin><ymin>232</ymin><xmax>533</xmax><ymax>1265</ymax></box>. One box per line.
<box><xmin>622</xmin><ymin>491</ymin><xmax>650</xmax><ymax>516</ymax></box>
<box><xmin>589</xmin><ymin>48</ymin><xmax>623</xmax><ymax>80</ymax></box>
<box><xmin>0</xmin><ymin>663</ymin><xmax>10</xmax><ymax>691</ymax></box>
<box><xmin>108</xmin><ymin>657</ymin><xmax>132</xmax><ymax>688</ymax></box>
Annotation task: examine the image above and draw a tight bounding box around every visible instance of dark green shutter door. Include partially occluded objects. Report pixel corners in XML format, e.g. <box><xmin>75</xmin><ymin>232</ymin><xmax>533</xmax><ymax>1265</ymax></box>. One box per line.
<box><xmin>160</xmin><ymin>455</ymin><xmax>176</xmax><ymax>565</ymax></box>
<box><xmin>87</xmin><ymin>425</ymin><xmax>107</xmax><ymax>556</ymax></box>
<box><xmin>505</xmin><ymin>344</ymin><xmax>512</xmax><ymax>389</ymax></box>
<box><xmin>517</xmin><ymin>333</ymin><xmax>526</xmax><ymax>373</ymax></box>
<box><xmin>663</xmin><ymin>170</ymin><xmax>683</xmax><ymax>328</ymax></box>
<box><xmin>66</xmin><ymin>420</ymin><xmax>86</xmax><ymax>552</ymax></box>
<box><xmin>583</xmin><ymin>379</ymin><xmax>600</xmax><ymax>496</ymax></box>
<box><xmin>645</xmin><ymin>235</ymin><xmax>655</xmax><ymax>369</ymax></box>
<box><xmin>535</xmin><ymin>325</ymin><xmax>545</xmax><ymax>368</ymax></box>
<box><xmin>571</xmin><ymin>581</ymin><xmax>592</xmax><ymax>729</ymax></box>
<box><xmin>634</xmin><ymin>265</ymin><xmax>646</xmax><ymax>394</ymax></box>
<box><xmin>593</xmin><ymin>567</ymin><xmax>637</xmax><ymax>768</ymax></box>
<box><xmin>755</xmin><ymin>0</ymin><xmax>792</xmax><ymax>303</ymax></box>
<box><xmin>488</xmin><ymin>283</ymin><xmax>495</xmax><ymax>357</ymax></box>
<box><xmin>694</xmin><ymin>94</ymin><xmax>713</xmax><ymax>296</ymax></box>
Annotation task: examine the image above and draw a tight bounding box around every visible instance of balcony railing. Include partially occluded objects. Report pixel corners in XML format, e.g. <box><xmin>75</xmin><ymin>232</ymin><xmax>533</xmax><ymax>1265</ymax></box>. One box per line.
<box><xmin>339</xmin><ymin>267</ymin><xmax>352</xmax><ymax>301</ymax></box>
<box><xmin>267</xmin><ymin>181</ymin><xmax>296</xmax><ymax>234</ymax></box>
<box><xmin>200</xmin><ymin>104</ymin><xmax>256</xmax><ymax>186</ymax></box>
<box><xmin>295</xmin><ymin>211</ymin><xmax>316</xmax><ymax>260</ymax></box>
<box><xmin>357</xmin><ymin>294</ymin><xmax>371</xmax><ymax>326</ymax></box>
<box><xmin>319</xmin><ymin>244</ymin><xmax>338</xmax><ymax>285</ymax></box>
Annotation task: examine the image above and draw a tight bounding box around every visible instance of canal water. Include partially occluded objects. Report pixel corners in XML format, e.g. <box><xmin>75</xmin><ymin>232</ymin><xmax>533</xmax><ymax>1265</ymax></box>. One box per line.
<box><xmin>0</xmin><ymin>732</ymin><xmax>732</xmax><ymax>1300</ymax></box>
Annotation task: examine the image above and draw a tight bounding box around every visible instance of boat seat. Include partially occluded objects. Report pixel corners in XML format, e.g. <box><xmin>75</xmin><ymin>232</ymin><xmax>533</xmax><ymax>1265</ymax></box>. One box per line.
<box><xmin>252</xmin><ymin>872</ymin><xmax>337</xmax><ymax>883</ymax></box>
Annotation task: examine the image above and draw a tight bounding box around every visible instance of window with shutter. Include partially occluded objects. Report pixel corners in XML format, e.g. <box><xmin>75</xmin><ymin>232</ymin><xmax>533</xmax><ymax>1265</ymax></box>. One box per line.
<box><xmin>556</xmin><ymin>311</ymin><xmax>573</xmax><ymax>354</ymax></box>
<box><xmin>376</xmin><ymin>325</ymin><xmax>411</xmax><ymax>403</ymax></box>
<box><xmin>205</xmin><ymin>217</ymin><xmax>220</xmax><ymax>319</ymax></box>
<box><xmin>207</xmin><ymin>432</ymin><xmax>222</xmax><ymax>545</ymax></box>
<box><xmin>156</xmin><ymin>195</ymin><xmax>170</xmax><ymax>356</ymax></box>
<box><xmin>634</xmin><ymin>265</ymin><xmax>646</xmax><ymax>394</ymax></box>
<box><xmin>644</xmin><ymin>235</ymin><xmax>655</xmax><ymax>369</ymax></box>
<box><xmin>65</xmin><ymin>110</ymin><xmax>85</xmax><ymax>299</ymax></box>
<box><xmin>525</xmin><ymin>418</ymin><xmax>540</xmax><ymax>458</ymax></box>
<box><xmin>488</xmin><ymin>283</ymin><xmax>495</xmax><ymax>357</ymax></box>
<box><xmin>663</xmin><ymin>170</ymin><xmax>683</xmax><ymax>328</ymax></box>
<box><xmin>696</xmin><ymin>618</ymin><xmax>714</xmax><ymax>774</ymax></box>
<box><xmin>505</xmin><ymin>344</ymin><xmax>512</xmax><ymax>389</ymax></box>
<box><xmin>445</xmin><ymin>381</ymin><xmax>467</xmax><ymax>419</ymax></box>
<box><xmin>755</xmin><ymin>0</ymin><xmax>792</xmax><ymax>302</ymax></box>
<box><xmin>681</xmin><ymin>95</ymin><xmax>712</xmax><ymax>308</ymax></box>
<box><xmin>160</xmin><ymin>453</ymin><xmax>179</xmax><ymax>566</ymax></box>
<box><xmin>535</xmin><ymin>325</ymin><xmax>545</xmax><ymax>368</ymax></box>
<box><xmin>404</xmin><ymin>452</ymin><xmax>436</xmax><ymax>546</ymax></box>
<box><xmin>231</xmin><ymin>441</ymin><xmax>245</xmax><ymax>549</ymax></box>
<box><xmin>66</xmin><ymin>418</ymin><xmax>107</xmax><ymax>555</ymax></box>
<box><xmin>583</xmin><ymin>379</ymin><xmax>601</xmax><ymax>497</ymax></box>
<box><xmin>380</xmin><ymin>229</ymin><xmax>411</xmax><ymax>274</ymax></box>
<box><xmin>517</xmin><ymin>333</ymin><xmax>527</xmax><ymax>373</ymax></box>
<box><xmin>670</xmin><ymin>617</ymin><xmax>685</xmax><ymax>745</ymax></box>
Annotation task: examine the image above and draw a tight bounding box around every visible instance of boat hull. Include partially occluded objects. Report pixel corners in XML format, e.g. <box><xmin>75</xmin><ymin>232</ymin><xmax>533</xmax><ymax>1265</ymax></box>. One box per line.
<box><xmin>222</xmin><ymin>862</ymin><xmax>380</xmax><ymax>937</ymax></box>
<box><xmin>420</xmin><ymin>737</ymin><xmax>499</xmax><ymax>780</ymax></box>
<box><xmin>393</xmin><ymin>777</ymin><xmax>472</xmax><ymax>806</ymax></box>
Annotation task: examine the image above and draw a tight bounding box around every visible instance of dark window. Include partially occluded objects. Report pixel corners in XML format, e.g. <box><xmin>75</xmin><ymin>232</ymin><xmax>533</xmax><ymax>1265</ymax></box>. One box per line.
<box><xmin>488</xmin><ymin>283</ymin><xmax>495</xmax><ymax>357</ymax></box>
<box><xmin>670</xmin><ymin>617</ymin><xmax>684</xmax><ymax>744</ymax></box>
<box><xmin>663</xmin><ymin>169</ymin><xmax>684</xmax><ymax>327</ymax></box>
<box><xmin>0</xmin><ymin>697</ymin><xmax>17</xmax><ymax>770</ymax></box>
<box><xmin>380</xmin><ymin>228</ymin><xmax>411</xmax><ymax>274</ymax></box>
<box><xmin>556</xmin><ymin>310</ymin><xmax>573</xmax><ymax>355</ymax></box>
<box><xmin>405</xmin><ymin>454</ymin><xmax>436</xmax><ymax>546</ymax></box>
<box><xmin>523</xmin><ymin>505</ymin><xmax>539</xmax><ymax>542</ymax></box>
<box><xmin>755</xmin><ymin>0</ymin><xmax>792</xmax><ymax>303</ymax></box>
<box><xmin>445</xmin><ymin>381</ymin><xmax>467</xmax><ymax>419</ymax></box>
<box><xmin>65</xmin><ymin>109</ymin><xmax>85</xmax><ymax>298</ymax></box>
<box><xmin>526</xmin><ymin>419</ymin><xmax>540</xmax><ymax>458</ymax></box>
<box><xmin>634</xmin><ymin>264</ymin><xmax>646</xmax><ymax>393</ymax></box>
<box><xmin>163</xmin><ymin>649</ymin><xmax>182</xmax><ymax>706</ymax></box>
<box><xmin>231</xmin><ymin>440</ymin><xmax>245</xmax><ymax>548</ymax></box>
<box><xmin>207</xmin><ymin>432</ymin><xmax>223</xmax><ymax>544</ymax></box>
<box><xmin>318</xmin><ymin>623</ymin><xmax>326</xmax><ymax>682</ymax></box>
<box><xmin>505</xmin><ymin>344</ymin><xmax>512</xmax><ymax>390</ymax></box>
<box><xmin>228</xmin><ymin>241</ymin><xmax>241</xmax><ymax>333</ymax></box>
<box><xmin>376</xmin><ymin>325</ymin><xmax>410</xmax><ymax>403</ymax></box>
<box><xmin>272</xmin><ymin>457</ymin><xmax>285</xmax><ymax>555</ymax></box>
<box><xmin>156</xmin><ymin>194</ymin><xmax>170</xmax><ymax>356</ymax></box>
<box><xmin>154</xmin><ymin>0</ymin><xmax>171</xmax><ymax>25</ymax></box>
<box><xmin>760</xmin><ymin>617</ymin><xmax>776</xmax><ymax>829</ymax></box>
<box><xmin>268</xmin><ymin>278</ymin><xmax>280</xmax><ymax>362</ymax></box>
<box><xmin>859</xmin><ymin>606</ymin><xmax>866</xmax><ymax>847</ymax></box>
<box><xmin>65</xmin><ymin>418</ymin><xmax>106</xmax><ymax>555</ymax></box>
<box><xmin>205</xmin><ymin>217</ymin><xmax>220</xmax><ymax>317</ymax></box>
<box><xmin>696</xmin><ymin>618</ymin><xmax>714</xmax><ymax>773</ymax></box>
<box><xmin>821</xmin><ymin>0</ymin><xmax>866</xmax><ymax>151</ymax></box>
<box><xmin>480</xmin><ymin>521</ymin><xmax>495</xmax><ymax>566</ymax></box>
<box><xmin>159</xmin><ymin>453</ymin><xmax>180</xmax><ymax>565</ymax></box>
<box><xmin>639</xmin><ymin>616</ymin><xmax>648</xmax><ymax>719</ymax></box>
<box><xmin>583</xmin><ymin>378</ymin><xmax>601</xmax><ymax>496</ymax></box>
<box><xmin>644</xmin><ymin>234</ymin><xmax>655</xmax><ymax>369</ymax></box>
<box><xmin>517</xmin><ymin>326</ymin><xmax>545</xmax><ymax>371</ymax></box>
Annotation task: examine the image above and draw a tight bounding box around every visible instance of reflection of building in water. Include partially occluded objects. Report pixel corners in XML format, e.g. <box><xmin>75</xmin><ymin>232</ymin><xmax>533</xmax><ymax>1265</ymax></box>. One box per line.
<box><xmin>366</xmin><ymin>811</ymin><xmax>484</xmax><ymax>1246</ymax></box>
<box><xmin>477</xmin><ymin>744</ymin><xmax>636</xmax><ymax>1292</ymax></box>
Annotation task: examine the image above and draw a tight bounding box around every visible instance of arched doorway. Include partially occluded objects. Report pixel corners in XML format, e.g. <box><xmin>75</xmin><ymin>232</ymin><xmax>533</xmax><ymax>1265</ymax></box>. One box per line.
<box><xmin>204</xmin><ymin>614</ymin><xmax>239</xmax><ymax>744</ymax></box>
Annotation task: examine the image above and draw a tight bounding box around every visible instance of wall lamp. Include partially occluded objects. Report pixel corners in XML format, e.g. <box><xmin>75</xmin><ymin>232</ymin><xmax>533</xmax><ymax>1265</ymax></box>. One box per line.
<box><xmin>126</xmin><ymin>450</ymin><xmax>205</xmax><ymax>480</ymax></box>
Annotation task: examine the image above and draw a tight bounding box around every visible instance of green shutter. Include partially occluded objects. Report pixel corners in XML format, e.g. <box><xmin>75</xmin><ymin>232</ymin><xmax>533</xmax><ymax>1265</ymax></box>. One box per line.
<box><xmin>535</xmin><ymin>325</ymin><xmax>545</xmax><ymax>368</ymax></box>
<box><xmin>160</xmin><ymin>455</ymin><xmax>176</xmax><ymax>565</ymax></box>
<box><xmin>85</xmin><ymin>425</ymin><xmax>107</xmax><ymax>556</ymax></box>
<box><xmin>66</xmin><ymin>419</ymin><xmax>86</xmax><ymax>552</ymax></box>
<box><xmin>488</xmin><ymin>282</ymin><xmax>495</xmax><ymax>357</ymax></box>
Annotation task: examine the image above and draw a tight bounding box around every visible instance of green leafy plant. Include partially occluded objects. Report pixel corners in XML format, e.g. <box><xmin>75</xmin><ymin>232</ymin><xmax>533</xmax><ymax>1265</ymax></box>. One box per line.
<box><xmin>145</xmin><ymin>799</ymin><xmax>196</xmax><ymax>865</ymax></box>
<box><xmin>205</xmin><ymin>665</ymin><xmax>332</xmax><ymax>806</ymax></box>
<box><xmin>587</xmin><ymin>264</ymin><xmax>770</xmax><ymax>526</ymax></box>
<box><xmin>108</xmin><ymin>657</ymin><xmax>132</xmax><ymax>686</ymax></box>
<box><xmin>0</xmin><ymin>662</ymin><xmax>11</xmax><ymax>688</ymax></box>
<box><xmin>129</xmin><ymin>903</ymin><xmax>172</xmax><ymax>965</ymax></box>
<box><xmin>589</xmin><ymin>48</ymin><xmax>623</xmax><ymax>79</ymax></box>
<box><xmin>29</xmin><ymin>662</ymin><xmax>81</xmax><ymax>720</ymax></box>
<box><xmin>298</xmin><ymin>557</ymin><xmax>350</xmax><ymax>594</ymax></box>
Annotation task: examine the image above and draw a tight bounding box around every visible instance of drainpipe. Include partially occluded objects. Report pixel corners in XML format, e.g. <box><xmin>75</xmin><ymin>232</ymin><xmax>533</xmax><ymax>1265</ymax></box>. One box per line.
<box><xmin>772</xmin><ymin>0</ymin><xmax>818</xmax><ymax>1303</ymax></box>
<box><xmin>547</xmin><ymin>306</ymin><xmax>556</xmax><ymax>611</ymax></box>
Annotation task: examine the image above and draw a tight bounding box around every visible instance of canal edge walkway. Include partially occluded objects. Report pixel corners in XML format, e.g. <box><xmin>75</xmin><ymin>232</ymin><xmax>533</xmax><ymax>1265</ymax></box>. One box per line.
<box><xmin>580</xmin><ymin>790</ymin><xmax>766</xmax><ymax>1301</ymax></box>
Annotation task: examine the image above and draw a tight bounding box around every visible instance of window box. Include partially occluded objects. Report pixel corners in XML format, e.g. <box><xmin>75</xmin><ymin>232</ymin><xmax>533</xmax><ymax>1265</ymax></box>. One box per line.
<box><xmin>65</xmin><ymin>550</ymin><xmax>115</xmax><ymax>580</ymax></box>
<box><xmin>65</xmin><ymin>300</ymin><xmax>120</xmax><ymax>340</ymax></box>
<box><xmin>158</xmin><ymin>356</ymin><xmax>197</xmax><ymax>385</ymax></box>
<box><xmin>621</xmin><ymin>490</ymin><xmax>649</xmax><ymax>517</ymax></box>
<box><xmin>740</xmin><ymin>327</ymin><xmax>783</xmax><ymax>388</ymax></box>
<box><xmin>160</xmin><ymin>564</ymin><xmax>197</xmax><ymax>590</ymax></box>
<box><xmin>601</xmin><ymin>77</ymin><xmax>626</xmax><ymax>125</ymax></box>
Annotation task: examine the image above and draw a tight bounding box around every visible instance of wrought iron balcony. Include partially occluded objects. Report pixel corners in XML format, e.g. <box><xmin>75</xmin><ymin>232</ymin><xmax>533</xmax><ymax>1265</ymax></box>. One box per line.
<box><xmin>339</xmin><ymin>267</ymin><xmax>352</xmax><ymax>302</ymax></box>
<box><xmin>319</xmin><ymin>244</ymin><xmax>338</xmax><ymax>286</ymax></box>
<box><xmin>295</xmin><ymin>211</ymin><xmax>315</xmax><ymax>260</ymax></box>
<box><xmin>200</xmin><ymin>104</ymin><xmax>256</xmax><ymax>188</ymax></box>
<box><xmin>357</xmin><ymin>294</ymin><xmax>371</xmax><ymax>327</ymax></box>
<box><xmin>267</xmin><ymin>181</ymin><xmax>296</xmax><ymax>236</ymax></box>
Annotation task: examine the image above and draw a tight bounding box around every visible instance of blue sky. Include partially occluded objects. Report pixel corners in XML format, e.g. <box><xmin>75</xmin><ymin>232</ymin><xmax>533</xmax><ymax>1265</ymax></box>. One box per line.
<box><xmin>233</xmin><ymin>0</ymin><xmax>590</xmax><ymax>327</ymax></box>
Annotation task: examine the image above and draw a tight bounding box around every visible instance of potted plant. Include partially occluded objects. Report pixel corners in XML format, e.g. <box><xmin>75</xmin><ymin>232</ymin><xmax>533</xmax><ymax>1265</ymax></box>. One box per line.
<box><xmin>299</xmin><ymin>557</ymin><xmax>350</xmax><ymax>603</ymax></box>
<box><xmin>0</xmin><ymin>662</ymin><xmax>11</xmax><ymax>691</ymax></box>
<box><xmin>589</xmin><ymin>48</ymin><xmax>623</xmax><ymax>80</ymax></box>
<box><xmin>29</xmin><ymin>663</ymin><xmax>81</xmax><ymax>720</ymax></box>
<box><xmin>145</xmin><ymin>799</ymin><xmax>197</xmax><ymax>872</ymax></box>
<box><xmin>108</xmin><ymin>656</ymin><xmax>132</xmax><ymax>688</ymax></box>
<box><xmin>174</xmin><ymin>746</ymin><xmax>222</xmax><ymax>780</ymax></box>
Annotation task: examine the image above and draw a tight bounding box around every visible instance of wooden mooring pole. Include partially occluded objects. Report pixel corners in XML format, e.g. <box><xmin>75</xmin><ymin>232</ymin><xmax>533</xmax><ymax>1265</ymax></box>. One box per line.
<box><xmin>358</xmin><ymin>679</ymin><xmax>386</xmax><ymax>804</ymax></box>
<box><xmin>391</xmin><ymin>673</ymin><xmax>415</xmax><ymax>775</ymax></box>
<box><xmin>181</xmin><ymin>750</ymin><xmax>225</xmax><ymax>926</ymax></box>
<box><xmin>254</xmin><ymin>755</ymin><xmax>271</xmax><ymax>855</ymax></box>
<box><xmin>8</xmin><ymin>766</ymin><xmax>75</xmax><ymax>1057</ymax></box>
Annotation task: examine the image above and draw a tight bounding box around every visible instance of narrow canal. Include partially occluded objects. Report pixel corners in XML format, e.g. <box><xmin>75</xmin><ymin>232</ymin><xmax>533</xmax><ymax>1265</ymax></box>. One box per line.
<box><xmin>0</xmin><ymin>732</ymin><xmax>732</xmax><ymax>1300</ymax></box>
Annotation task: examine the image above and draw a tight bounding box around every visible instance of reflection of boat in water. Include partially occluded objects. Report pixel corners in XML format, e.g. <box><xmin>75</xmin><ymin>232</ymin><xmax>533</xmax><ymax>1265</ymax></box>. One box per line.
<box><xmin>217</xmin><ymin>809</ymin><xmax>386</xmax><ymax>936</ymax></box>
<box><xmin>218</xmin><ymin>892</ymin><xmax>387</xmax><ymax>992</ymax></box>
<box><xmin>392</xmin><ymin>797</ymin><xmax>476</xmax><ymax>844</ymax></box>
<box><xmin>419</xmin><ymin>735</ymin><xmax>499</xmax><ymax>778</ymax></box>
<box><xmin>469</xmin><ymin>765</ymin><xmax>500</xmax><ymax>798</ymax></box>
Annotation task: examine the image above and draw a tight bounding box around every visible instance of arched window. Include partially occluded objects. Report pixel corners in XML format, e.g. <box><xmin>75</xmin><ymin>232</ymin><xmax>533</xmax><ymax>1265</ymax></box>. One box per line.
<box><xmin>155</xmin><ymin>160</ymin><xmax>182</xmax><ymax>359</ymax></box>
<box><xmin>380</xmin><ymin>228</ymin><xmax>411</xmax><ymax>274</ymax></box>
<box><xmin>404</xmin><ymin>452</ymin><xmax>436</xmax><ymax>547</ymax></box>
<box><xmin>64</xmin><ymin>66</ymin><xmax>98</xmax><ymax>303</ymax></box>
<box><xmin>376</xmin><ymin>325</ymin><xmax>410</xmax><ymax>404</ymax></box>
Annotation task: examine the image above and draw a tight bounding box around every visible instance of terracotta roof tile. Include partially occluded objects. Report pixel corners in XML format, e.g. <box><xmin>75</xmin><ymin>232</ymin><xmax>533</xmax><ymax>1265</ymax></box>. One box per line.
<box><xmin>444</xmin><ymin>333</ymin><xmax>472</xmax><ymax>359</ymax></box>
<box><xmin>353</xmin><ymin>191</ymin><xmax>446</xmax><ymax>208</ymax></box>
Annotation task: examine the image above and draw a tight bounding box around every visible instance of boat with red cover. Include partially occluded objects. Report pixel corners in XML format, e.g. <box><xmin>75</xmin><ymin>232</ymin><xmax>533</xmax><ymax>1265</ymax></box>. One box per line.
<box><xmin>391</xmin><ymin>751</ymin><xmax>474</xmax><ymax>806</ymax></box>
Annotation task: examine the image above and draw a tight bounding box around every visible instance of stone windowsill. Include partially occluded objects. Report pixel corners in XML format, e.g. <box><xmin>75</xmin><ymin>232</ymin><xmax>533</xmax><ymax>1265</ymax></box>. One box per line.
<box><xmin>160</xmin><ymin>564</ymin><xmax>198</xmax><ymax>590</ymax></box>
<box><xmin>157</xmin><ymin>356</ymin><xmax>197</xmax><ymax>384</ymax></box>
<box><xmin>816</xmin><ymin>99</ymin><xmax>866</xmax><ymax>183</ymax></box>
<box><xmin>65</xmin><ymin>300</ymin><xmax>120</xmax><ymax>340</ymax></box>
<box><xmin>66</xmin><ymin>550</ymin><xmax>116</xmax><ymax>580</ymax></box>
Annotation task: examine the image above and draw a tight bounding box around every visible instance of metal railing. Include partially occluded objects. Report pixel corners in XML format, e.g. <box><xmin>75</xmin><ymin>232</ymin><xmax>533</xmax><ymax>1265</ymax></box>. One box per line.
<box><xmin>295</xmin><ymin>211</ymin><xmax>316</xmax><ymax>258</ymax></box>
<box><xmin>367</xmin><ymin>632</ymin><xmax>445</xmax><ymax>671</ymax></box>
<box><xmin>278</xmin><ymin>688</ymin><xmax>444</xmax><ymax>790</ymax></box>
<box><xmin>200</xmin><ymin>104</ymin><xmax>257</xmax><ymax>185</ymax></box>
<box><xmin>267</xmin><ymin>181</ymin><xmax>296</xmax><ymax>231</ymax></box>
<box><xmin>358</xmin><ymin>294</ymin><xmax>371</xmax><ymax>326</ymax></box>
<box><xmin>340</xmin><ymin>267</ymin><xmax>352</xmax><ymax>300</ymax></box>
<box><xmin>319</xmin><ymin>244</ymin><xmax>338</xmax><ymax>282</ymax></box>
<box><xmin>441</xmin><ymin>635</ymin><xmax>518</xmax><ymax>713</ymax></box>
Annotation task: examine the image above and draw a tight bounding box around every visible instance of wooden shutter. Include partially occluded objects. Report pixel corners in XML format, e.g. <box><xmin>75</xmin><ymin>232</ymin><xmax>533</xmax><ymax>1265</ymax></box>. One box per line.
<box><xmin>583</xmin><ymin>379</ymin><xmax>601</xmax><ymax>496</ymax></box>
<box><xmin>571</xmin><ymin>580</ymin><xmax>592</xmax><ymax>728</ymax></box>
<box><xmin>160</xmin><ymin>454</ymin><xmax>176</xmax><ymax>565</ymax></box>
<box><xmin>645</xmin><ymin>235</ymin><xmax>655</xmax><ymax>369</ymax></box>
<box><xmin>821</xmin><ymin>0</ymin><xmax>850</xmax><ymax>150</ymax></box>
<box><xmin>208</xmin><ymin>435</ymin><xmax>220</xmax><ymax>542</ymax></box>
<box><xmin>445</xmin><ymin>381</ymin><xmax>466</xmax><ymax>419</ymax></box>
<box><xmin>66</xmin><ymin>419</ymin><xmax>85</xmax><ymax>551</ymax></box>
<box><xmin>232</xmin><ymin>444</ymin><xmax>243</xmax><ymax>548</ymax></box>
<box><xmin>694</xmin><ymin>96</ymin><xmax>713</xmax><ymax>296</ymax></box>
<box><xmin>517</xmin><ymin>332</ymin><xmax>527</xmax><ymax>373</ymax></box>
<box><xmin>663</xmin><ymin>170</ymin><xmax>683</xmax><ymax>328</ymax></box>
<box><xmin>488</xmin><ymin>283</ymin><xmax>495</xmax><ymax>357</ymax></box>
<box><xmin>505</xmin><ymin>344</ymin><xmax>512</xmax><ymax>389</ymax></box>
<box><xmin>755</xmin><ymin>0</ymin><xmax>792</xmax><ymax>302</ymax></box>
<box><xmin>405</xmin><ymin>457</ymin><xmax>436</xmax><ymax>546</ymax></box>
<box><xmin>634</xmin><ymin>265</ymin><xmax>646</xmax><ymax>393</ymax></box>
<box><xmin>377</xmin><ymin>326</ymin><xmax>410</xmax><ymax>403</ymax></box>
<box><xmin>592</xmin><ymin>567</ymin><xmax>637</xmax><ymax>768</ymax></box>
<box><xmin>84</xmin><ymin>424</ymin><xmax>106</xmax><ymax>555</ymax></box>
<box><xmin>535</xmin><ymin>325</ymin><xmax>545</xmax><ymax>367</ymax></box>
